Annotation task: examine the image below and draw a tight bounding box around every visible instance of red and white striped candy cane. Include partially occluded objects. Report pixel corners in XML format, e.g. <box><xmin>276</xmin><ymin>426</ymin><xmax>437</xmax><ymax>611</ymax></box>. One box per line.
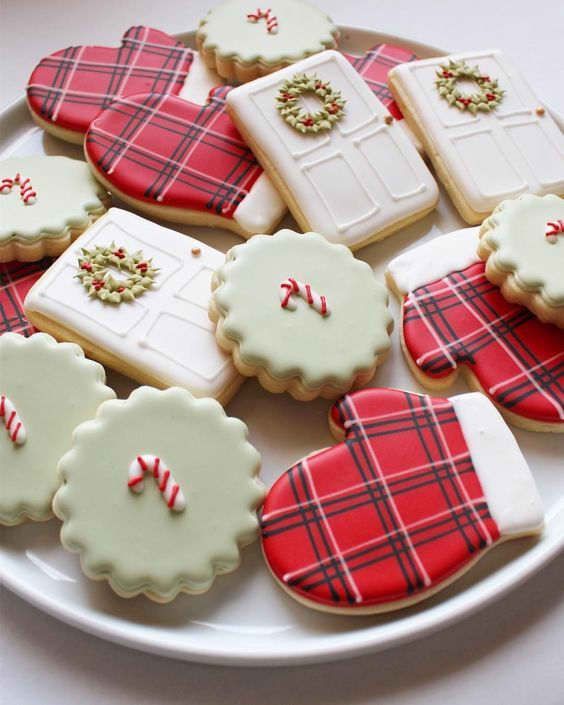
<box><xmin>0</xmin><ymin>177</ymin><xmax>14</xmax><ymax>194</ymax></box>
<box><xmin>0</xmin><ymin>173</ymin><xmax>37</xmax><ymax>204</ymax></box>
<box><xmin>0</xmin><ymin>394</ymin><xmax>27</xmax><ymax>446</ymax></box>
<box><xmin>246</xmin><ymin>7</ymin><xmax>278</xmax><ymax>33</ymax></box>
<box><xmin>545</xmin><ymin>219</ymin><xmax>564</xmax><ymax>242</ymax></box>
<box><xmin>280</xmin><ymin>277</ymin><xmax>330</xmax><ymax>316</ymax></box>
<box><xmin>128</xmin><ymin>454</ymin><xmax>186</xmax><ymax>512</ymax></box>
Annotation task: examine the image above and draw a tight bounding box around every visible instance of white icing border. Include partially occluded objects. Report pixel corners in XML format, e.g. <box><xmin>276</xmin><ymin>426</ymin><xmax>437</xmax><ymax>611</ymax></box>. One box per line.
<box><xmin>233</xmin><ymin>172</ymin><xmax>286</xmax><ymax>234</ymax></box>
<box><xmin>386</xmin><ymin>227</ymin><xmax>481</xmax><ymax>293</ymax></box>
<box><xmin>452</xmin><ymin>392</ymin><xmax>544</xmax><ymax>537</ymax></box>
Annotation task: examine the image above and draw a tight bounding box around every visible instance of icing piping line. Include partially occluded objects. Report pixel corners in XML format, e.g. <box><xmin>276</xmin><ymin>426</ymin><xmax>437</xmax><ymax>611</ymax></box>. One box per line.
<box><xmin>546</xmin><ymin>219</ymin><xmax>564</xmax><ymax>243</ymax></box>
<box><xmin>280</xmin><ymin>277</ymin><xmax>330</xmax><ymax>316</ymax></box>
<box><xmin>247</xmin><ymin>8</ymin><xmax>278</xmax><ymax>33</ymax></box>
<box><xmin>0</xmin><ymin>395</ymin><xmax>27</xmax><ymax>446</ymax></box>
<box><xmin>128</xmin><ymin>454</ymin><xmax>186</xmax><ymax>511</ymax></box>
<box><xmin>0</xmin><ymin>173</ymin><xmax>37</xmax><ymax>204</ymax></box>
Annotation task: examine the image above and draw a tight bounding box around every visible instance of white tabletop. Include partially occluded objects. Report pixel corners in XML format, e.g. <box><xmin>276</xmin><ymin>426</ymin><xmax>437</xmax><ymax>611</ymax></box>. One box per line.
<box><xmin>1</xmin><ymin>1</ymin><xmax>563</xmax><ymax>703</ymax></box>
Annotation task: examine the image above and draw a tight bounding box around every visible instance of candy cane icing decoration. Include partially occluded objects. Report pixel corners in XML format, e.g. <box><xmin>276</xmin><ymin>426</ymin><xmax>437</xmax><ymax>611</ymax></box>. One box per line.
<box><xmin>280</xmin><ymin>277</ymin><xmax>330</xmax><ymax>316</ymax></box>
<box><xmin>0</xmin><ymin>173</ymin><xmax>37</xmax><ymax>204</ymax></box>
<box><xmin>546</xmin><ymin>219</ymin><xmax>564</xmax><ymax>242</ymax></box>
<box><xmin>247</xmin><ymin>8</ymin><xmax>279</xmax><ymax>33</ymax></box>
<box><xmin>128</xmin><ymin>455</ymin><xmax>186</xmax><ymax>511</ymax></box>
<box><xmin>0</xmin><ymin>395</ymin><xmax>27</xmax><ymax>446</ymax></box>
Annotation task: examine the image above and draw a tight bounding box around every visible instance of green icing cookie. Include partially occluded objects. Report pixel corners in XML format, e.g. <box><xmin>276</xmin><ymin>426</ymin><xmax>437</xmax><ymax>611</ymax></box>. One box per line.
<box><xmin>212</xmin><ymin>229</ymin><xmax>392</xmax><ymax>393</ymax></box>
<box><xmin>53</xmin><ymin>386</ymin><xmax>264</xmax><ymax>601</ymax></box>
<box><xmin>0</xmin><ymin>333</ymin><xmax>114</xmax><ymax>526</ymax></box>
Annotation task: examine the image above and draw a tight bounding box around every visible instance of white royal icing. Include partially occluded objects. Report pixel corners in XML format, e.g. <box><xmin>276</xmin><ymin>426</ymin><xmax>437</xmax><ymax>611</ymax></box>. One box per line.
<box><xmin>227</xmin><ymin>50</ymin><xmax>438</xmax><ymax>249</ymax></box>
<box><xmin>452</xmin><ymin>392</ymin><xmax>544</xmax><ymax>536</ymax></box>
<box><xmin>233</xmin><ymin>171</ymin><xmax>286</xmax><ymax>233</ymax></box>
<box><xmin>178</xmin><ymin>52</ymin><xmax>223</xmax><ymax>106</ymax></box>
<box><xmin>387</xmin><ymin>227</ymin><xmax>481</xmax><ymax>293</ymax></box>
<box><xmin>24</xmin><ymin>208</ymin><xmax>241</xmax><ymax>400</ymax></box>
<box><xmin>390</xmin><ymin>50</ymin><xmax>564</xmax><ymax>215</ymax></box>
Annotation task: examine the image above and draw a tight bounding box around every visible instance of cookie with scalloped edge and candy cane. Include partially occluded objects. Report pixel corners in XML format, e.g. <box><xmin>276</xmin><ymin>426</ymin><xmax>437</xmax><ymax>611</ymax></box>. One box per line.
<box><xmin>386</xmin><ymin>227</ymin><xmax>564</xmax><ymax>433</ymax></box>
<box><xmin>477</xmin><ymin>194</ymin><xmax>564</xmax><ymax>328</ymax></box>
<box><xmin>0</xmin><ymin>156</ymin><xmax>110</xmax><ymax>263</ymax></box>
<box><xmin>85</xmin><ymin>86</ymin><xmax>286</xmax><ymax>237</ymax></box>
<box><xmin>52</xmin><ymin>386</ymin><xmax>264</xmax><ymax>601</ymax></box>
<box><xmin>0</xmin><ymin>333</ymin><xmax>114</xmax><ymax>526</ymax></box>
<box><xmin>26</xmin><ymin>25</ymin><xmax>222</xmax><ymax>144</ymax></box>
<box><xmin>196</xmin><ymin>0</ymin><xmax>339</xmax><ymax>83</ymax></box>
<box><xmin>210</xmin><ymin>229</ymin><xmax>393</xmax><ymax>401</ymax></box>
<box><xmin>261</xmin><ymin>387</ymin><xmax>544</xmax><ymax>614</ymax></box>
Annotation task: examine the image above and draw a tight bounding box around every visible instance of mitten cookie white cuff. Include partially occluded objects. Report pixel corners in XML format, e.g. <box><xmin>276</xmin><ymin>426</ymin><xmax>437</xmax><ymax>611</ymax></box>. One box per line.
<box><xmin>233</xmin><ymin>172</ymin><xmax>286</xmax><ymax>235</ymax></box>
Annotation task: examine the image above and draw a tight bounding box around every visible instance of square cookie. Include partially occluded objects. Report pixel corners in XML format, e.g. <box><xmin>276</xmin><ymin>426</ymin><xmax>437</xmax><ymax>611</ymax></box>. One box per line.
<box><xmin>227</xmin><ymin>50</ymin><xmax>438</xmax><ymax>250</ymax></box>
<box><xmin>388</xmin><ymin>50</ymin><xmax>564</xmax><ymax>224</ymax></box>
<box><xmin>24</xmin><ymin>208</ymin><xmax>242</xmax><ymax>404</ymax></box>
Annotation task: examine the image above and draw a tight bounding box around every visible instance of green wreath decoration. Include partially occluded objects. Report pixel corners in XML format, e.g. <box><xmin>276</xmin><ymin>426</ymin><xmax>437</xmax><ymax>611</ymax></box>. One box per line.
<box><xmin>276</xmin><ymin>73</ymin><xmax>346</xmax><ymax>134</ymax></box>
<box><xmin>76</xmin><ymin>243</ymin><xmax>158</xmax><ymax>304</ymax></box>
<box><xmin>435</xmin><ymin>60</ymin><xmax>504</xmax><ymax>114</ymax></box>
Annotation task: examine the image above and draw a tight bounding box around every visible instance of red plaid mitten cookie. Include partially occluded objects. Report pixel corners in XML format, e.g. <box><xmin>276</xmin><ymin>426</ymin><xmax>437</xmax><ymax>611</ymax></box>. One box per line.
<box><xmin>85</xmin><ymin>86</ymin><xmax>286</xmax><ymax>237</ymax></box>
<box><xmin>386</xmin><ymin>228</ymin><xmax>564</xmax><ymax>433</ymax></box>
<box><xmin>0</xmin><ymin>259</ymin><xmax>53</xmax><ymax>336</ymax></box>
<box><xmin>261</xmin><ymin>387</ymin><xmax>543</xmax><ymax>614</ymax></box>
<box><xmin>26</xmin><ymin>26</ymin><xmax>219</xmax><ymax>144</ymax></box>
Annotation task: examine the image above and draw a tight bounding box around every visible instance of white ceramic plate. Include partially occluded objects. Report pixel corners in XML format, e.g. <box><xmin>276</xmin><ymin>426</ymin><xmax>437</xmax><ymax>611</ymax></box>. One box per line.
<box><xmin>1</xmin><ymin>27</ymin><xmax>563</xmax><ymax>667</ymax></box>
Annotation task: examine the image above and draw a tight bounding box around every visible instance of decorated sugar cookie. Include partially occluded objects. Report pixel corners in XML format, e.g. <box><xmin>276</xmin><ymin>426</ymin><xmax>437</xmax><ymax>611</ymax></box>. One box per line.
<box><xmin>85</xmin><ymin>87</ymin><xmax>285</xmax><ymax>237</ymax></box>
<box><xmin>227</xmin><ymin>50</ymin><xmax>438</xmax><ymax>250</ymax></box>
<box><xmin>24</xmin><ymin>208</ymin><xmax>243</xmax><ymax>405</ymax></box>
<box><xmin>388</xmin><ymin>50</ymin><xmax>564</xmax><ymax>224</ymax></box>
<box><xmin>210</xmin><ymin>229</ymin><xmax>392</xmax><ymax>401</ymax></box>
<box><xmin>53</xmin><ymin>386</ymin><xmax>264</xmax><ymax>601</ymax></box>
<box><xmin>0</xmin><ymin>156</ymin><xmax>110</xmax><ymax>263</ymax></box>
<box><xmin>478</xmin><ymin>194</ymin><xmax>564</xmax><ymax>328</ymax></box>
<box><xmin>0</xmin><ymin>259</ymin><xmax>53</xmax><ymax>336</ymax></box>
<box><xmin>261</xmin><ymin>387</ymin><xmax>544</xmax><ymax>614</ymax></box>
<box><xmin>0</xmin><ymin>333</ymin><xmax>114</xmax><ymax>526</ymax></box>
<box><xmin>386</xmin><ymin>228</ymin><xmax>564</xmax><ymax>433</ymax></box>
<box><xmin>196</xmin><ymin>0</ymin><xmax>339</xmax><ymax>83</ymax></box>
<box><xmin>26</xmin><ymin>26</ymin><xmax>220</xmax><ymax>144</ymax></box>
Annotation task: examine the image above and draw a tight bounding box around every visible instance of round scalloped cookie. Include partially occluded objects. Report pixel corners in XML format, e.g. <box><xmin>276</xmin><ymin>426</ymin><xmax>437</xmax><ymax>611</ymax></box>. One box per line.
<box><xmin>52</xmin><ymin>386</ymin><xmax>264</xmax><ymax>602</ymax></box>
<box><xmin>210</xmin><ymin>229</ymin><xmax>393</xmax><ymax>401</ymax></box>
<box><xmin>0</xmin><ymin>156</ymin><xmax>110</xmax><ymax>263</ymax></box>
<box><xmin>0</xmin><ymin>333</ymin><xmax>115</xmax><ymax>526</ymax></box>
<box><xmin>478</xmin><ymin>194</ymin><xmax>564</xmax><ymax>328</ymax></box>
<box><xmin>196</xmin><ymin>0</ymin><xmax>339</xmax><ymax>82</ymax></box>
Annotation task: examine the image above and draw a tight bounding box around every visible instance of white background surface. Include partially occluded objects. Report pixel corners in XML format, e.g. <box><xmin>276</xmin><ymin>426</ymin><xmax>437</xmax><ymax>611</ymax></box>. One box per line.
<box><xmin>1</xmin><ymin>1</ymin><xmax>563</xmax><ymax>703</ymax></box>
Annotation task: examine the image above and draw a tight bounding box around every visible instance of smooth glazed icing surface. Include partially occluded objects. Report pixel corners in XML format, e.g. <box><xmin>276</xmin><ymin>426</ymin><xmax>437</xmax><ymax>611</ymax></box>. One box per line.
<box><xmin>260</xmin><ymin>387</ymin><xmax>538</xmax><ymax>610</ymax></box>
<box><xmin>481</xmin><ymin>194</ymin><xmax>564</xmax><ymax>306</ymax></box>
<box><xmin>390</xmin><ymin>50</ymin><xmax>564</xmax><ymax>213</ymax></box>
<box><xmin>53</xmin><ymin>386</ymin><xmax>264</xmax><ymax>599</ymax></box>
<box><xmin>213</xmin><ymin>229</ymin><xmax>392</xmax><ymax>388</ymax></box>
<box><xmin>197</xmin><ymin>0</ymin><xmax>338</xmax><ymax>65</ymax></box>
<box><xmin>227</xmin><ymin>50</ymin><xmax>438</xmax><ymax>248</ymax></box>
<box><xmin>24</xmin><ymin>208</ymin><xmax>241</xmax><ymax>399</ymax></box>
<box><xmin>0</xmin><ymin>157</ymin><xmax>108</xmax><ymax>243</ymax></box>
<box><xmin>0</xmin><ymin>333</ymin><xmax>114</xmax><ymax>525</ymax></box>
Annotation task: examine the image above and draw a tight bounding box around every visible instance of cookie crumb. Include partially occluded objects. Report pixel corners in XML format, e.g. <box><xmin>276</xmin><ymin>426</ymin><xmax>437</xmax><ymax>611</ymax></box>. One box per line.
<box><xmin>535</xmin><ymin>106</ymin><xmax>545</xmax><ymax>116</ymax></box>
<box><xmin>384</xmin><ymin>115</ymin><xmax>394</xmax><ymax>125</ymax></box>
<box><xmin>191</xmin><ymin>247</ymin><xmax>201</xmax><ymax>257</ymax></box>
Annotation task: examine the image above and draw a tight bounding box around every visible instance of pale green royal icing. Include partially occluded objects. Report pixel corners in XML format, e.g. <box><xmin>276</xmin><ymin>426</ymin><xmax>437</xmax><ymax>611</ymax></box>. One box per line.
<box><xmin>198</xmin><ymin>0</ymin><xmax>338</xmax><ymax>65</ymax></box>
<box><xmin>0</xmin><ymin>156</ymin><xmax>108</xmax><ymax>243</ymax></box>
<box><xmin>0</xmin><ymin>333</ymin><xmax>114</xmax><ymax>526</ymax></box>
<box><xmin>53</xmin><ymin>386</ymin><xmax>264</xmax><ymax>600</ymax></box>
<box><xmin>213</xmin><ymin>230</ymin><xmax>392</xmax><ymax>388</ymax></box>
<box><xmin>483</xmin><ymin>194</ymin><xmax>564</xmax><ymax>306</ymax></box>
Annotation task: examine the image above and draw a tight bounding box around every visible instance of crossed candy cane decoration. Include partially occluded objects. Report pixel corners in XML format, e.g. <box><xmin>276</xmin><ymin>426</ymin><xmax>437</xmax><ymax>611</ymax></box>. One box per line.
<box><xmin>247</xmin><ymin>7</ymin><xmax>278</xmax><ymax>33</ymax></box>
<box><xmin>128</xmin><ymin>454</ymin><xmax>186</xmax><ymax>512</ymax></box>
<box><xmin>545</xmin><ymin>219</ymin><xmax>564</xmax><ymax>242</ymax></box>
<box><xmin>0</xmin><ymin>395</ymin><xmax>27</xmax><ymax>446</ymax></box>
<box><xmin>0</xmin><ymin>173</ymin><xmax>37</xmax><ymax>204</ymax></box>
<box><xmin>280</xmin><ymin>277</ymin><xmax>330</xmax><ymax>316</ymax></box>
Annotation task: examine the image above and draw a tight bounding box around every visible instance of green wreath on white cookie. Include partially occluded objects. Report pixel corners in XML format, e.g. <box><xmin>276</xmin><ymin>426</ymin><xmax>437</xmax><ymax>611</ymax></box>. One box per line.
<box><xmin>435</xmin><ymin>60</ymin><xmax>504</xmax><ymax>114</ymax></box>
<box><xmin>276</xmin><ymin>73</ymin><xmax>346</xmax><ymax>134</ymax></box>
<box><xmin>76</xmin><ymin>243</ymin><xmax>158</xmax><ymax>304</ymax></box>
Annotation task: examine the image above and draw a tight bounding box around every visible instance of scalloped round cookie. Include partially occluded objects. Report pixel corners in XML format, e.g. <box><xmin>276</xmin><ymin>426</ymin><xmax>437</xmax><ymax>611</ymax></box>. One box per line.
<box><xmin>210</xmin><ymin>229</ymin><xmax>393</xmax><ymax>400</ymax></box>
<box><xmin>196</xmin><ymin>0</ymin><xmax>339</xmax><ymax>82</ymax></box>
<box><xmin>53</xmin><ymin>386</ymin><xmax>264</xmax><ymax>602</ymax></box>
<box><xmin>0</xmin><ymin>156</ymin><xmax>110</xmax><ymax>263</ymax></box>
<box><xmin>478</xmin><ymin>194</ymin><xmax>564</xmax><ymax>328</ymax></box>
<box><xmin>0</xmin><ymin>333</ymin><xmax>115</xmax><ymax>526</ymax></box>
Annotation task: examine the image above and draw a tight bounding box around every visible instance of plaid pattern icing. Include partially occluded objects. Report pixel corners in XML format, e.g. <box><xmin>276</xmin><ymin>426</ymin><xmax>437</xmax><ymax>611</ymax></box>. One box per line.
<box><xmin>261</xmin><ymin>388</ymin><xmax>499</xmax><ymax>609</ymax></box>
<box><xmin>85</xmin><ymin>86</ymin><xmax>263</xmax><ymax>219</ymax></box>
<box><xmin>0</xmin><ymin>259</ymin><xmax>53</xmax><ymax>336</ymax></box>
<box><xmin>27</xmin><ymin>26</ymin><xmax>193</xmax><ymax>134</ymax></box>
<box><xmin>342</xmin><ymin>43</ymin><xmax>417</xmax><ymax>119</ymax></box>
<box><xmin>403</xmin><ymin>261</ymin><xmax>564</xmax><ymax>425</ymax></box>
